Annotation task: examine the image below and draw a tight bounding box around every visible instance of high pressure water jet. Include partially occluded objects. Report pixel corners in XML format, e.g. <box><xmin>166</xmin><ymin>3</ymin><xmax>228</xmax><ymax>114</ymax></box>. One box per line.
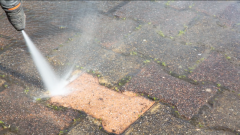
<box><xmin>22</xmin><ymin>31</ymin><xmax>69</xmax><ymax>96</ymax></box>
<box><xmin>1</xmin><ymin>0</ymin><xmax>69</xmax><ymax>96</ymax></box>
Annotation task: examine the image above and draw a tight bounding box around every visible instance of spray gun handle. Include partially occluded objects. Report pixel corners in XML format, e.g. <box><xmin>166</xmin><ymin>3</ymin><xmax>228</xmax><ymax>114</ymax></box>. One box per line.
<box><xmin>0</xmin><ymin>0</ymin><xmax>26</xmax><ymax>31</ymax></box>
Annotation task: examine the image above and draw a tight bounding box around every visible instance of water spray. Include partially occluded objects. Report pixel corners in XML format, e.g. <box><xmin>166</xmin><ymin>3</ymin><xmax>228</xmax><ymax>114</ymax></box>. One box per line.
<box><xmin>22</xmin><ymin>30</ymin><xmax>69</xmax><ymax>96</ymax></box>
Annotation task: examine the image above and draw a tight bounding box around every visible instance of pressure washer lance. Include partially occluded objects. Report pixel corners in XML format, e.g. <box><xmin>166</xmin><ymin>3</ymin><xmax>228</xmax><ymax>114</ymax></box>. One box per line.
<box><xmin>0</xmin><ymin>0</ymin><xmax>26</xmax><ymax>31</ymax></box>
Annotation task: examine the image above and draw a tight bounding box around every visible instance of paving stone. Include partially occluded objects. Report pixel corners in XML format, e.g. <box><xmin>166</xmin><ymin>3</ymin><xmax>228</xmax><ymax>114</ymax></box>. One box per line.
<box><xmin>181</xmin><ymin>15</ymin><xmax>240</xmax><ymax>61</ymax></box>
<box><xmin>114</xmin><ymin>1</ymin><xmax>196</xmax><ymax>36</ymax></box>
<box><xmin>0</xmin><ymin>85</ymin><xmax>80</xmax><ymax>135</ymax></box>
<box><xmin>50</xmin><ymin>73</ymin><xmax>155</xmax><ymax>134</ymax></box>
<box><xmin>124</xmin><ymin>24</ymin><xmax>209</xmax><ymax>74</ymax></box>
<box><xmin>196</xmin><ymin>91</ymin><xmax>240</xmax><ymax>133</ymax></box>
<box><xmin>123</xmin><ymin>62</ymin><xmax>218</xmax><ymax>119</ymax></box>
<box><xmin>68</xmin><ymin>116</ymin><xmax>107</xmax><ymax>135</ymax></box>
<box><xmin>189</xmin><ymin>52</ymin><xmax>240</xmax><ymax>92</ymax></box>
<box><xmin>124</xmin><ymin>103</ymin><xmax>235</xmax><ymax>135</ymax></box>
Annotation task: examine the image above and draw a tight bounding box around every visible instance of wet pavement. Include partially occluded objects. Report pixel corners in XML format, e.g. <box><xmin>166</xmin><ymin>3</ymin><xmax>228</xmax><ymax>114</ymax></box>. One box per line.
<box><xmin>0</xmin><ymin>1</ymin><xmax>240</xmax><ymax>135</ymax></box>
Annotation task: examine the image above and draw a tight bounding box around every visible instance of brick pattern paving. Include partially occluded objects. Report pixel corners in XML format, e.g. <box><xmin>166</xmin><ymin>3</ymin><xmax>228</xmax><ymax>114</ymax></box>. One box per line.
<box><xmin>0</xmin><ymin>1</ymin><xmax>239</xmax><ymax>134</ymax></box>
<box><xmin>123</xmin><ymin>62</ymin><xmax>218</xmax><ymax>119</ymax></box>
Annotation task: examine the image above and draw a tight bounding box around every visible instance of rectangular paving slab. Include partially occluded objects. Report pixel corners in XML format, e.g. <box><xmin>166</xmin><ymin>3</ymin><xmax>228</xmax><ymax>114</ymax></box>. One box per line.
<box><xmin>0</xmin><ymin>85</ymin><xmax>80</xmax><ymax>135</ymax></box>
<box><xmin>50</xmin><ymin>73</ymin><xmax>155</xmax><ymax>134</ymax></box>
<box><xmin>122</xmin><ymin>62</ymin><xmax>218</xmax><ymax>119</ymax></box>
<box><xmin>189</xmin><ymin>52</ymin><xmax>240</xmax><ymax>92</ymax></box>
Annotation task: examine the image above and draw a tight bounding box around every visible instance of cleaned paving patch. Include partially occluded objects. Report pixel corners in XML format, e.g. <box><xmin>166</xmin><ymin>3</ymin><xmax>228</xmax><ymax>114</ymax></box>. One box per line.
<box><xmin>189</xmin><ymin>52</ymin><xmax>240</xmax><ymax>92</ymax></box>
<box><xmin>124</xmin><ymin>103</ymin><xmax>235</xmax><ymax>135</ymax></box>
<box><xmin>196</xmin><ymin>91</ymin><xmax>240</xmax><ymax>133</ymax></box>
<box><xmin>0</xmin><ymin>85</ymin><xmax>79</xmax><ymax>135</ymax></box>
<box><xmin>122</xmin><ymin>62</ymin><xmax>218</xmax><ymax>119</ymax></box>
<box><xmin>50</xmin><ymin>73</ymin><xmax>154</xmax><ymax>134</ymax></box>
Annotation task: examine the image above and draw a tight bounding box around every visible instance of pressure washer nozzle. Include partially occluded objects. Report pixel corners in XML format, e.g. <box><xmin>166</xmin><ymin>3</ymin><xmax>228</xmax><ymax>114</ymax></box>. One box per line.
<box><xmin>0</xmin><ymin>0</ymin><xmax>26</xmax><ymax>31</ymax></box>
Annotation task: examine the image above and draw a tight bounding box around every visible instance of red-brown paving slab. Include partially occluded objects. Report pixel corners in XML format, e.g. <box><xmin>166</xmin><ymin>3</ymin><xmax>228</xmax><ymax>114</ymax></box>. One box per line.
<box><xmin>50</xmin><ymin>73</ymin><xmax>155</xmax><ymax>134</ymax></box>
<box><xmin>0</xmin><ymin>85</ymin><xmax>79</xmax><ymax>135</ymax></box>
<box><xmin>189</xmin><ymin>52</ymin><xmax>240</xmax><ymax>92</ymax></box>
<box><xmin>122</xmin><ymin>62</ymin><xmax>218</xmax><ymax>119</ymax></box>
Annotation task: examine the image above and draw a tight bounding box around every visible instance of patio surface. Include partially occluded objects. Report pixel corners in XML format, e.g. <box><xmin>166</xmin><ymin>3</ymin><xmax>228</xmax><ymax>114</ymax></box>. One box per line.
<box><xmin>0</xmin><ymin>1</ymin><xmax>240</xmax><ymax>135</ymax></box>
